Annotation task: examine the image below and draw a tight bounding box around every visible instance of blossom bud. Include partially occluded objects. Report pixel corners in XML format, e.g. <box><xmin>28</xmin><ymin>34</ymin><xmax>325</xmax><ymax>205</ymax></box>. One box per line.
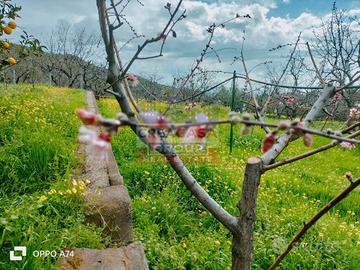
<box><xmin>278</xmin><ymin>120</ymin><xmax>290</xmax><ymax>130</ymax></box>
<box><xmin>99</xmin><ymin>133</ymin><xmax>112</xmax><ymax>142</ymax></box>
<box><xmin>261</xmin><ymin>132</ymin><xmax>276</xmax><ymax>153</ymax></box>
<box><xmin>76</xmin><ymin>109</ymin><xmax>98</xmax><ymax>125</ymax></box>
<box><xmin>127</xmin><ymin>73</ymin><xmax>139</xmax><ymax>87</ymax></box>
<box><xmin>303</xmin><ymin>133</ymin><xmax>313</xmax><ymax>147</ymax></box>
<box><xmin>345</xmin><ymin>172</ymin><xmax>353</xmax><ymax>181</ymax></box>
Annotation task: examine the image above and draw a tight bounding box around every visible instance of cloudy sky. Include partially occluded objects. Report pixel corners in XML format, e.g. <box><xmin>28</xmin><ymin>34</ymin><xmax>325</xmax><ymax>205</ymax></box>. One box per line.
<box><xmin>13</xmin><ymin>0</ymin><xmax>360</xmax><ymax>84</ymax></box>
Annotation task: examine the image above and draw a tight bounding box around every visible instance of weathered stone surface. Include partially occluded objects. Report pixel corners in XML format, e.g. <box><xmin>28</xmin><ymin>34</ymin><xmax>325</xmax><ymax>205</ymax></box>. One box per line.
<box><xmin>86</xmin><ymin>90</ymin><xmax>99</xmax><ymax>113</ymax></box>
<box><xmin>72</xmin><ymin>91</ymin><xmax>148</xmax><ymax>268</ymax></box>
<box><xmin>84</xmin><ymin>142</ymin><xmax>110</xmax><ymax>188</ymax></box>
<box><xmin>85</xmin><ymin>185</ymin><xmax>133</xmax><ymax>243</ymax></box>
<box><xmin>59</xmin><ymin>242</ymin><xmax>148</xmax><ymax>270</ymax></box>
<box><xmin>107</xmin><ymin>147</ymin><xmax>124</xmax><ymax>186</ymax></box>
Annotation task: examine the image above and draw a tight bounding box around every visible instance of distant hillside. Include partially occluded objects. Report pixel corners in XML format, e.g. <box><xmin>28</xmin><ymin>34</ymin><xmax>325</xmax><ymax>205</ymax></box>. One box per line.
<box><xmin>1</xmin><ymin>45</ymin><xmax>170</xmax><ymax>99</ymax></box>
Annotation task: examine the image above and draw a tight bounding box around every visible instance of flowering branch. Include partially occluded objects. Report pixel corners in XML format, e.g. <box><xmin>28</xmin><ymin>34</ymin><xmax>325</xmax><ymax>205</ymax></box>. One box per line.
<box><xmin>76</xmin><ymin>109</ymin><xmax>360</xmax><ymax>156</ymax></box>
<box><xmin>261</xmin><ymin>83</ymin><xmax>336</xmax><ymax>165</ymax></box>
<box><xmin>262</xmin><ymin>129</ymin><xmax>360</xmax><ymax>172</ymax></box>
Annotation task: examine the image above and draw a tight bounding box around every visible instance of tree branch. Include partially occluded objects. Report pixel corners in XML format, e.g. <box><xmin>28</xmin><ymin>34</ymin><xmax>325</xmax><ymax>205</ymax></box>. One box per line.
<box><xmin>96</xmin><ymin>0</ymin><xmax>238</xmax><ymax>234</ymax></box>
<box><xmin>241</xmin><ymin>48</ymin><xmax>271</xmax><ymax>133</ymax></box>
<box><xmin>261</xmin><ymin>33</ymin><xmax>302</xmax><ymax>115</ymax></box>
<box><xmin>262</xmin><ymin>129</ymin><xmax>360</xmax><ymax>172</ymax></box>
<box><xmin>306</xmin><ymin>42</ymin><xmax>325</xmax><ymax>86</ymax></box>
<box><xmin>268</xmin><ymin>178</ymin><xmax>360</xmax><ymax>270</ymax></box>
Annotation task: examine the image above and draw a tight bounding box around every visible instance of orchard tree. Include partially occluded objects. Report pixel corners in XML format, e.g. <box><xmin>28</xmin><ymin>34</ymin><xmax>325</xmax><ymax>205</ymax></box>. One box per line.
<box><xmin>0</xmin><ymin>0</ymin><xmax>44</xmax><ymax>83</ymax></box>
<box><xmin>0</xmin><ymin>0</ymin><xmax>20</xmax><ymax>69</ymax></box>
<box><xmin>75</xmin><ymin>1</ymin><xmax>360</xmax><ymax>269</ymax></box>
<box><xmin>40</xmin><ymin>22</ymin><xmax>105</xmax><ymax>90</ymax></box>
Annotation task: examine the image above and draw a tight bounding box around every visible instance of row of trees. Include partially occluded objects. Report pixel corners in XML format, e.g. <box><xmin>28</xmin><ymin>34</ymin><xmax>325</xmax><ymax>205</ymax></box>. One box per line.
<box><xmin>3</xmin><ymin>2</ymin><xmax>360</xmax><ymax>121</ymax></box>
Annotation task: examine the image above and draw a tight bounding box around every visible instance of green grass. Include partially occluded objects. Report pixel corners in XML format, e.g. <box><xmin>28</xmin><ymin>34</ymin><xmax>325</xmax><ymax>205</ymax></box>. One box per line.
<box><xmin>0</xmin><ymin>84</ymin><xmax>107</xmax><ymax>270</ymax></box>
<box><xmin>98</xmin><ymin>97</ymin><xmax>360</xmax><ymax>270</ymax></box>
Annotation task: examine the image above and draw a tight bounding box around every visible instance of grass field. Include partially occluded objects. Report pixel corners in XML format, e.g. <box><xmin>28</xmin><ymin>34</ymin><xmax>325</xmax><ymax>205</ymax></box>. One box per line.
<box><xmin>0</xmin><ymin>85</ymin><xmax>107</xmax><ymax>269</ymax></box>
<box><xmin>98</xmin><ymin>98</ymin><xmax>360</xmax><ymax>270</ymax></box>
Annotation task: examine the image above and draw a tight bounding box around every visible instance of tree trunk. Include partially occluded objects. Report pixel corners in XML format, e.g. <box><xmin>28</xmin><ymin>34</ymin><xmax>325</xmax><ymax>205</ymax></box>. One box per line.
<box><xmin>232</xmin><ymin>157</ymin><xmax>262</xmax><ymax>270</ymax></box>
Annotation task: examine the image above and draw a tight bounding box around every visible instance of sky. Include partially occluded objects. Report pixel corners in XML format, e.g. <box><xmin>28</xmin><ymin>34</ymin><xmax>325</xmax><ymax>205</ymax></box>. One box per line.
<box><xmin>12</xmin><ymin>0</ymin><xmax>360</xmax><ymax>85</ymax></box>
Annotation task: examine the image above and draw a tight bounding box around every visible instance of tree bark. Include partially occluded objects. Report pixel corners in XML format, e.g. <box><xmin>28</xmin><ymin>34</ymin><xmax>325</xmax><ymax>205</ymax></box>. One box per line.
<box><xmin>232</xmin><ymin>157</ymin><xmax>262</xmax><ymax>270</ymax></box>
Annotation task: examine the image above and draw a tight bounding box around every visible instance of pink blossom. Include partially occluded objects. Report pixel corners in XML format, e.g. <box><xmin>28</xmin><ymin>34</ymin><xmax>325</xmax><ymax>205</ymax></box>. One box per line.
<box><xmin>349</xmin><ymin>104</ymin><xmax>360</xmax><ymax>118</ymax></box>
<box><xmin>139</xmin><ymin>111</ymin><xmax>170</xmax><ymax>129</ymax></box>
<box><xmin>261</xmin><ymin>132</ymin><xmax>276</xmax><ymax>153</ymax></box>
<box><xmin>283</xmin><ymin>96</ymin><xmax>295</xmax><ymax>105</ymax></box>
<box><xmin>340</xmin><ymin>141</ymin><xmax>356</xmax><ymax>150</ymax></box>
<box><xmin>127</xmin><ymin>73</ymin><xmax>139</xmax><ymax>87</ymax></box>
<box><xmin>78</xmin><ymin>126</ymin><xmax>97</xmax><ymax>144</ymax></box>
<box><xmin>303</xmin><ymin>133</ymin><xmax>313</xmax><ymax>147</ymax></box>
<box><xmin>78</xmin><ymin>126</ymin><xmax>111</xmax><ymax>159</ymax></box>
<box><xmin>99</xmin><ymin>133</ymin><xmax>112</xmax><ymax>142</ymax></box>
<box><xmin>76</xmin><ymin>109</ymin><xmax>98</xmax><ymax>125</ymax></box>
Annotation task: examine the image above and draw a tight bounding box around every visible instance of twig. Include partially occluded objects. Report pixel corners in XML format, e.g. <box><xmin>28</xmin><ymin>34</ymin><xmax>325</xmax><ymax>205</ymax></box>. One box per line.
<box><xmin>335</xmin><ymin>72</ymin><xmax>360</xmax><ymax>92</ymax></box>
<box><xmin>119</xmin><ymin>0</ymin><xmax>184</xmax><ymax>77</ymax></box>
<box><xmin>240</xmin><ymin>41</ymin><xmax>271</xmax><ymax>133</ymax></box>
<box><xmin>268</xmin><ymin>178</ymin><xmax>360</xmax><ymax>270</ymax></box>
<box><xmin>173</xmin><ymin>76</ymin><xmax>234</xmax><ymax>104</ymax></box>
<box><xmin>99</xmin><ymin>116</ymin><xmax>360</xmax><ymax>145</ymax></box>
<box><xmin>306</xmin><ymin>42</ymin><xmax>325</xmax><ymax>86</ymax></box>
<box><xmin>261</xmin><ymin>33</ymin><xmax>302</xmax><ymax>115</ymax></box>
<box><xmin>162</xmin><ymin>14</ymin><xmax>251</xmax><ymax>115</ymax></box>
<box><xmin>342</xmin><ymin>121</ymin><xmax>360</xmax><ymax>134</ymax></box>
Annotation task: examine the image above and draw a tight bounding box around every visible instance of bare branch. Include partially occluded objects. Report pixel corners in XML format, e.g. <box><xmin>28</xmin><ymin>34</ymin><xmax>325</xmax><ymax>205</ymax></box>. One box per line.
<box><xmin>306</xmin><ymin>42</ymin><xmax>325</xmax><ymax>86</ymax></box>
<box><xmin>241</xmin><ymin>45</ymin><xmax>271</xmax><ymax>133</ymax></box>
<box><xmin>260</xmin><ymin>33</ymin><xmax>302</xmax><ymax>115</ymax></box>
<box><xmin>268</xmin><ymin>178</ymin><xmax>360</xmax><ymax>270</ymax></box>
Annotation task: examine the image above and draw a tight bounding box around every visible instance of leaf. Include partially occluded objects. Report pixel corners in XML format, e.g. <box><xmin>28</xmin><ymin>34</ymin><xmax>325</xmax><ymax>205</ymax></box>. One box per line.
<box><xmin>171</xmin><ymin>30</ymin><xmax>177</xmax><ymax>38</ymax></box>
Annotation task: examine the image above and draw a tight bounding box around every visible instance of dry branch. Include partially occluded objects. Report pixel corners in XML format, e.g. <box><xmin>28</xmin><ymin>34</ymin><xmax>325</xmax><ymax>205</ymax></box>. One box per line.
<box><xmin>268</xmin><ymin>178</ymin><xmax>360</xmax><ymax>270</ymax></box>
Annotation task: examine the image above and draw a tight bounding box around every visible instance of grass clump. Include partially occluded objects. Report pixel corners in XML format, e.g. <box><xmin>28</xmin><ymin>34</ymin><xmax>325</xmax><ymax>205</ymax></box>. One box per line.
<box><xmin>0</xmin><ymin>85</ymin><xmax>107</xmax><ymax>269</ymax></box>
